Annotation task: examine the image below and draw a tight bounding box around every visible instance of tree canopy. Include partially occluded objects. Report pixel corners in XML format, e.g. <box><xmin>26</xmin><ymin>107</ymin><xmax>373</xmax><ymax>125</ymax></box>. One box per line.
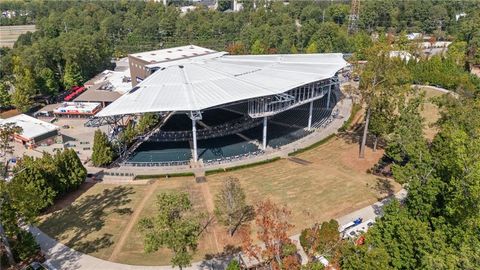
<box><xmin>1</xmin><ymin>0</ymin><xmax>478</xmax><ymax>112</ymax></box>
<box><xmin>139</xmin><ymin>192</ymin><xmax>204</xmax><ymax>269</ymax></box>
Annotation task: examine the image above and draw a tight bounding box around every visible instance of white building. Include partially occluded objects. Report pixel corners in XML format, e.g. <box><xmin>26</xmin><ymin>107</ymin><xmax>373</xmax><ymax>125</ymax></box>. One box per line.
<box><xmin>0</xmin><ymin>114</ymin><xmax>59</xmax><ymax>147</ymax></box>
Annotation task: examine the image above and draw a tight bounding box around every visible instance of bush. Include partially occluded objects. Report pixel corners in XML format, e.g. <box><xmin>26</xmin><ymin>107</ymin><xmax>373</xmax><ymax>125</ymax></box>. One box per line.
<box><xmin>134</xmin><ymin>172</ymin><xmax>195</xmax><ymax>180</ymax></box>
<box><xmin>282</xmin><ymin>243</ymin><xmax>298</xmax><ymax>257</ymax></box>
<box><xmin>300</xmin><ymin>227</ymin><xmax>314</xmax><ymax>253</ymax></box>
<box><xmin>226</xmin><ymin>260</ymin><xmax>241</xmax><ymax>270</ymax></box>
<box><xmin>12</xmin><ymin>230</ymin><xmax>39</xmax><ymax>261</ymax></box>
<box><xmin>205</xmin><ymin>157</ymin><xmax>281</xmax><ymax>176</ymax></box>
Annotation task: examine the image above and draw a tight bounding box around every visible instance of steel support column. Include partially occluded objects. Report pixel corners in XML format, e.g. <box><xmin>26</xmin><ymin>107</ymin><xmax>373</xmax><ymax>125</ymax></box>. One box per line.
<box><xmin>308</xmin><ymin>101</ymin><xmax>314</xmax><ymax>130</ymax></box>
<box><xmin>262</xmin><ymin>116</ymin><xmax>268</xmax><ymax>150</ymax></box>
<box><xmin>192</xmin><ymin>119</ymin><xmax>198</xmax><ymax>162</ymax></box>
<box><xmin>326</xmin><ymin>84</ymin><xmax>332</xmax><ymax>109</ymax></box>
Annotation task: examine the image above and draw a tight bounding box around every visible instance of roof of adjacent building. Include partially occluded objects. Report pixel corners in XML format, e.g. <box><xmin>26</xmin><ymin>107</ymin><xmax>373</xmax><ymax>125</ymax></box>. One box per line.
<box><xmin>74</xmin><ymin>84</ymin><xmax>122</xmax><ymax>103</ymax></box>
<box><xmin>129</xmin><ymin>45</ymin><xmax>217</xmax><ymax>64</ymax></box>
<box><xmin>97</xmin><ymin>53</ymin><xmax>348</xmax><ymax>117</ymax></box>
<box><xmin>0</xmin><ymin>114</ymin><xmax>58</xmax><ymax>140</ymax></box>
<box><xmin>53</xmin><ymin>102</ymin><xmax>101</xmax><ymax>113</ymax></box>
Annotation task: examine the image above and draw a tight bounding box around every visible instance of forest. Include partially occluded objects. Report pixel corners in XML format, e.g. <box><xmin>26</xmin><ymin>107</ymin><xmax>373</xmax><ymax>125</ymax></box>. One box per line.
<box><xmin>0</xmin><ymin>0</ymin><xmax>479</xmax><ymax>112</ymax></box>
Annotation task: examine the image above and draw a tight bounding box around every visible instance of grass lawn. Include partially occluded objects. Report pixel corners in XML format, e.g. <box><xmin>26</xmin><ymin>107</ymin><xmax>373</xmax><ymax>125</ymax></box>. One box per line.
<box><xmin>113</xmin><ymin>178</ymin><xmax>218</xmax><ymax>266</ymax></box>
<box><xmin>38</xmin><ymin>137</ymin><xmax>402</xmax><ymax>266</ymax></box>
<box><xmin>38</xmin><ymin>184</ymin><xmax>149</xmax><ymax>260</ymax></box>
<box><xmin>206</xmin><ymin>137</ymin><xmax>402</xmax><ymax>235</ymax></box>
<box><xmin>35</xmin><ymin>86</ymin><xmax>448</xmax><ymax>266</ymax></box>
<box><xmin>417</xmin><ymin>86</ymin><xmax>447</xmax><ymax>140</ymax></box>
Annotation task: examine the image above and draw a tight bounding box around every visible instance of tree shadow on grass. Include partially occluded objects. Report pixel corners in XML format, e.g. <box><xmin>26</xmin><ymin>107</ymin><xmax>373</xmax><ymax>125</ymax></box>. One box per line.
<box><xmin>39</xmin><ymin>185</ymin><xmax>135</xmax><ymax>255</ymax></box>
<box><xmin>373</xmin><ymin>178</ymin><xmax>395</xmax><ymax>197</ymax></box>
<box><xmin>43</xmin><ymin>182</ymin><xmax>97</xmax><ymax>214</ymax></box>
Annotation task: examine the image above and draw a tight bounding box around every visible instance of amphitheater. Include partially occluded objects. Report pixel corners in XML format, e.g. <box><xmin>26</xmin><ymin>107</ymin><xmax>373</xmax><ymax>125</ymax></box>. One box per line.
<box><xmin>89</xmin><ymin>49</ymin><xmax>352</xmax><ymax>177</ymax></box>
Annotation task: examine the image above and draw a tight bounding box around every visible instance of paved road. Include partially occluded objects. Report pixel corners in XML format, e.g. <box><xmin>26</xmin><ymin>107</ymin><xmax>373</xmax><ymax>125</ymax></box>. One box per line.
<box><xmin>29</xmin><ymin>189</ymin><xmax>406</xmax><ymax>270</ymax></box>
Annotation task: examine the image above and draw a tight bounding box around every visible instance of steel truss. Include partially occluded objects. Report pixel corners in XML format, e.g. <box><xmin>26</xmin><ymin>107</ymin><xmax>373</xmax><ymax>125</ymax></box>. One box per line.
<box><xmin>247</xmin><ymin>76</ymin><xmax>339</xmax><ymax>118</ymax></box>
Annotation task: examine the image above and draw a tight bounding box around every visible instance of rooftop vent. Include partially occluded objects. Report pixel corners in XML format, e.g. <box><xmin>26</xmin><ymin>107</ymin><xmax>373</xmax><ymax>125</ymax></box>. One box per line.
<box><xmin>179</xmin><ymin>65</ymin><xmax>184</xmax><ymax>69</ymax></box>
<box><xmin>151</xmin><ymin>53</ymin><xmax>156</xmax><ymax>56</ymax></box>
<box><xmin>167</xmin><ymin>51</ymin><xmax>172</xmax><ymax>53</ymax></box>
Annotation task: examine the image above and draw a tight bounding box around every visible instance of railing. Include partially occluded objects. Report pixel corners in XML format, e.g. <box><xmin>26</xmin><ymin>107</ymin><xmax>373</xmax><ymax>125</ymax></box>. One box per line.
<box><xmin>112</xmin><ymin>112</ymin><xmax>174</xmax><ymax>166</ymax></box>
<box><xmin>248</xmin><ymin>76</ymin><xmax>339</xmax><ymax>118</ymax></box>
<box><xmin>149</xmin><ymin>116</ymin><xmax>262</xmax><ymax>142</ymax></box>
<box><xmin>202</xmin><ymin>150</ymin><xmax>265</xmax><ymax>166</ymax></box>
<box><xmin>122</xmin><ymin>160</ymin><xmax>190</xmax><ymax>167</ymax></box>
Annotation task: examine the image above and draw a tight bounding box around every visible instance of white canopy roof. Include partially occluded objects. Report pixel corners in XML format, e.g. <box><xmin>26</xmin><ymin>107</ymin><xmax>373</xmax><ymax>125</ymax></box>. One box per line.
<box><xmin>97</xmin><ymin>53</ymin><xmax>347</xmax><ymax>117</ymax></box>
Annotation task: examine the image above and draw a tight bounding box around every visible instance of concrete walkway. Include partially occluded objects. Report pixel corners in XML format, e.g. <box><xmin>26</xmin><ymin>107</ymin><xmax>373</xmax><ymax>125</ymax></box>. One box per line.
<box><xmin>29</xmin><ymin>189</ymin><xmax>406</xmax><ymax>270</ymax></box>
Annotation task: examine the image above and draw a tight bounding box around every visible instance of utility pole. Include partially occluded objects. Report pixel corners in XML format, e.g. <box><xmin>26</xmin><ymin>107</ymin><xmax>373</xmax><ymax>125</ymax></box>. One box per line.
<box><xmin>348</xmin><ymin>0</ymin><xmax>360</xmax><ymax>35</ymax></box>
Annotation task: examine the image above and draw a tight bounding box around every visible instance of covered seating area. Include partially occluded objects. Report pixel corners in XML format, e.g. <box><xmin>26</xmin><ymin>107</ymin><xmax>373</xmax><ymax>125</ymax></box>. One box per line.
<box><xmin>94</xmin><ymin>52</ymin><xmax>348</xmax><ymax>166</ymax></box>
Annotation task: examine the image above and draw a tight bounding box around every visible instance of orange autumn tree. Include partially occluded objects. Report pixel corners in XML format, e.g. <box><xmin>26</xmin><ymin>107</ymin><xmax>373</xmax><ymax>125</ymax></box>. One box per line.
<box><xmin>241</xmin><ymin>199</ymin><xmax>300</xmax><ymax>270</ymax></box>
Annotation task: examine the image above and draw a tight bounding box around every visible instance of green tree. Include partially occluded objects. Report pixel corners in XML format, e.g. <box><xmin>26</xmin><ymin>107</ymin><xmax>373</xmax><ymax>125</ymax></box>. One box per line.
<box><xmin>326</xmin><ymin>4</ymin><xmax>349</xmax><ymax>25</ymax></box>
<box><xmin>305</xmin><ymin>41</ymin><xmax>318</xmax><ymax>53</ymax></box>
<box><xmin>11</xmin><ymin>230</ymin><xmax>39</xmax><ymax>261</ymax></box>
<box><xmin>11</xmin><ymin>56</ymin><xmax>35</xmax><ymax>112</ymax></box>
<box><xmin>356</xmin><ymin>42</ymin><xmax>410</xmax><ymax>158</ymax></box>
<box><xmin>120</xmin><ymin>122</ymin><xmax>137</xmax><ymax>146</ymax></box>
<box><xmin>300</xmin><ymin>219</ymin><xmax>340</xmax><ymax>258</ymax></box>
<box><xmin>136</xmin><ymin>113</ymin><xmax>159</xmax><ymax>134</ymax></box>
<box><xmin>214</xmin><ymin>177</ymin><xmax>253</xmax><ymax>236</ymax></box>
<box><xmin>63</xmin><ymin>61</ymin><xmax>83</xmax><ymax>89</ymax></box>
<box><xmin>0</xmin><ymin>123</ymin><xmax>22</xmax><ymax>163</ymax></box>
<box><xmin>250</xmin><ymin>39</ymin><xmax>266</xmax><ymax>55</ymax></box>
<box><xmin>39</xmin><ymin>67</ymin><xmax>59</xmax><ymax>95</ymax></box>
<box><xmin>139</xmin><ymin>192</ymin><xmax>203</xmax><ymax>269</ymax></box>
<box><xmin>91</xmin><ymin>129</ymin><xmax>116</xmax><ymax>167</ymax></box>
<box><xmin>0</xmin><ymin>82</ymin><xmax>11</xmax><ymax>109</ymax></box>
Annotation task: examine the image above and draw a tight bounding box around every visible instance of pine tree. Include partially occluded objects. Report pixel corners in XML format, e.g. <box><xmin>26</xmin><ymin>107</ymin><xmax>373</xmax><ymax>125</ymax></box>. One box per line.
<box><xmin>92</xmin><ymin>130</ymin><xmax>116</xmax><ymax>167</ymax></box>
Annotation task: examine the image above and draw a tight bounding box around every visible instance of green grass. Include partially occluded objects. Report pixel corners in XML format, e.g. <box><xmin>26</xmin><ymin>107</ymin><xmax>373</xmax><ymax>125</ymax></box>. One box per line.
<box><xmin>205</xmin><ymin>157</ymin><xmax>281</xmax><ymax>176</ymax></box>
<box><xmin>38</xmin><ymin>184</ymin><xmax>149</xmax><ymax>260</ymax></box>
<box><xmin>134</xmin><ymin>172</ymin><xmax>195</xmax><ymax>180</ymax></box>
<box><xmin>288</xmin><ymin>133</ymin><xmax>337</xmax><ymax>156</ymax></box>
<box><xmin>339</xmin><ymin>103</ymin><xmax>361</xmax><ymax>132</ymax></box>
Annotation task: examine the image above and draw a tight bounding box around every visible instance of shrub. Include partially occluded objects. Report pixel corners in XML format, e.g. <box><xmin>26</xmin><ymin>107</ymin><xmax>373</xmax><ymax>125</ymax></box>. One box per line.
<box><xmin>12</xmin><ymin>230</ymin><xmax>39</xmax><ymax>261</ymax></box>
<box><xmin>226</xmin><ymin>260</ymin><xmax>241</xmax><ymax>270</ymax></box>
<box><xmin>282</xmin><ymin>242</ymin><xmax>298</xmax><ymax>257</ymax></box>
<box><xmin>300</xmin><ymin>227</ymin><xmax>314</xmax><ymax>253</ymax></box>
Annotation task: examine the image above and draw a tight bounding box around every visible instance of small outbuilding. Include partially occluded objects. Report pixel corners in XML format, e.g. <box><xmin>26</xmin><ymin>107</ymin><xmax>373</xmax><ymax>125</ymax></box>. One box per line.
<box><xmin>0</xmin><ymin>114</ymin><xmax>60</xmax><ymax>147</ymax></box>
<box><xmin>53</xmin><ymin>102</ymin><xmax>102</xmax><ymax>117</ymax></box>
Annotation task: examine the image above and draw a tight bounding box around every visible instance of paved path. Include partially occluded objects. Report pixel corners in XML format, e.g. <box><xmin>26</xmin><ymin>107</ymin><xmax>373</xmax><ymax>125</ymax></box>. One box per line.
<box><xmin>29</xmin><ymin>189</ymin><xmax>406</xmax><ymax>270</ymax></box>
